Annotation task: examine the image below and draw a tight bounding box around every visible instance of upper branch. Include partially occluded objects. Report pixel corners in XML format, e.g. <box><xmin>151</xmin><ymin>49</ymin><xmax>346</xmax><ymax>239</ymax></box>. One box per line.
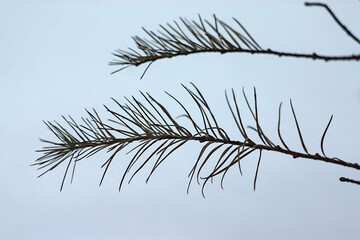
<box><xmin>110</xmin><ymin>13</ymin><xmax>360</xmax><ymax>76</ymax></box>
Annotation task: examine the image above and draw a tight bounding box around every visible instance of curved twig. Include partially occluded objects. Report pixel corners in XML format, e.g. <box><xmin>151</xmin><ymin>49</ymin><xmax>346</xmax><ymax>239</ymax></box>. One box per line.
<box><xmin>320</xmin><ymin>115</ymin><xmax>333</xmax><ymax>157</ymax></box>
<box><xmin>305</xmin><ymin>2</ymin><xmax>360</xmax><ymax>45</ymax></box>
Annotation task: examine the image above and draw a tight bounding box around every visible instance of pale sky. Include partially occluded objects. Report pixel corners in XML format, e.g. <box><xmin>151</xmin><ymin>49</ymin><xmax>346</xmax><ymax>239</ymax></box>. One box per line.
<box><xmin>1</xmin><ymin>1</ymin><xmax>360</xmax><ymax>239</ymax></box>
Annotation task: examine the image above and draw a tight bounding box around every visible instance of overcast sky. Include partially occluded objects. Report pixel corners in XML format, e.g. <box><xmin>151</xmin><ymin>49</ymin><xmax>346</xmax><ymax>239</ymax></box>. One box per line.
<box><xmin>1</xmin><ymin>0</ymin><xmax>360</xmax><ymax>239</ymax></box>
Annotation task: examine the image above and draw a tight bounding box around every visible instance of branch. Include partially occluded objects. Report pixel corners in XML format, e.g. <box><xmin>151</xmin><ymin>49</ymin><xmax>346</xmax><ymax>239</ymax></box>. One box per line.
<box><xmin>339</xmin><ymin>177</ymin><xmax>360</xmax><ymax>185</ymax></box>
<box><xmin>305</xmin><ymin>2</ymin><xmax>360</xmax><ymax>45</ymax></box>
<box><xmin>109</xmin><ymin>14</ymin><xmax>360</xmax><ymax>76</ymax></box>
<box><xmin>34</xmin><ymin>84</ymin><xmax>360</xmax><ymax>195</ymax></box>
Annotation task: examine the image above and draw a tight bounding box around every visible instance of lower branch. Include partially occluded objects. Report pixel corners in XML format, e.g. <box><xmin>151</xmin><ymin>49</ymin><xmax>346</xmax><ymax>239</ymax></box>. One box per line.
<box><xmin>35</xmin><ymin>84</ymin><xmax>360</xmax><ymax>192</ymax></box>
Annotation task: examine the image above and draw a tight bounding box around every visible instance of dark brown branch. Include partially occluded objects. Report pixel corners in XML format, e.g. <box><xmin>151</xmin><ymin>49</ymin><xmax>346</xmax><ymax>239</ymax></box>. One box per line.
<box><xmin>43</xmin><ymin>134</ymin><xmax>360</xmax><ymax>172</ymax></box>
<box><xmin>110</xmin><ymin>48</ymin><xmax>360</xmax><ymax>74</ymax></box>
<box><xmin>305</xmin><ymin>2</ymin><xmax>360</xmax><ymax>45</ymax></box>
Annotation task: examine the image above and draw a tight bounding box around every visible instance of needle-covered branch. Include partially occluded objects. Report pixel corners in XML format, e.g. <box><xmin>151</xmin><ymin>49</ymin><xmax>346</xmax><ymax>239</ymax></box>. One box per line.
<box><xmin>110</xmin><ymin>6</ymin><xmax>360</xmax><ymax>76</ymax></box>
<box><xmin>34</xmin><ymin>84</ymin><xmax>360</xmax><ymax>195</ymax></box>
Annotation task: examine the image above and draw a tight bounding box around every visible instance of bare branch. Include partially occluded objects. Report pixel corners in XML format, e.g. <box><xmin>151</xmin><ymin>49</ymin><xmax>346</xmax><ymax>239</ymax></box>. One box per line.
<box><xmin>305</xmin><ymin>2</ymin><xmax>360</xmax><ymax>45</ymax></box>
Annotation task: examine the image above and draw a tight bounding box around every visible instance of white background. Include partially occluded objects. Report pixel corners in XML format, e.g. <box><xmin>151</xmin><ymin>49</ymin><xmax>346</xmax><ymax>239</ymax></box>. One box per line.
<box><xmin>1</xmin><ymin>0</ymin><xmax>360</xmax><ymax>239</ymax></box>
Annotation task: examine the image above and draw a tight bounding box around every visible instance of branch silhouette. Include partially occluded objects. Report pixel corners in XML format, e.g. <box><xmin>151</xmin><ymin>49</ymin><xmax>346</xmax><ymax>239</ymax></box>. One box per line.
<box><xmin>34</xmin><ymin>84</ymin><xmax>360</xmax><ymax>195</ymax></box>
<box><xmin>110</xmin><ymin>3</ymin><xmax>360</xmax><ymax>76</ymax></box>
<box><xmin>35</xmin><ymin>2</ymin><xmax>360</xmax><ymax>193</ymax></box>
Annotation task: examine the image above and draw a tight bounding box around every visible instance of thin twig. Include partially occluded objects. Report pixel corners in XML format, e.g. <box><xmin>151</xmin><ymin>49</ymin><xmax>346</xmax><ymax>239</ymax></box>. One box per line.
<box><xmin>305</xmin><ymin>2</ymin><xmax>360</xmax><ymax>45</ymax></box>
<box><xmin>339</xmin><ymin>177</ymin><xmax>360</xmax><ymax>185</ymax></box>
